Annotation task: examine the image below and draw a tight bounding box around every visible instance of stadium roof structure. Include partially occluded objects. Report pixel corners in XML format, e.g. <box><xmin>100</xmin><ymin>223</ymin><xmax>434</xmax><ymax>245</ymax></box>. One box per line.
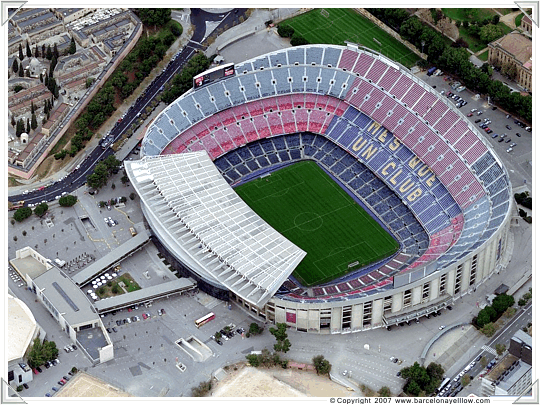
<box><xmin>124</xmin><ymin>152</ymin><xmax>307</xmax><ymax>308</ymax></box>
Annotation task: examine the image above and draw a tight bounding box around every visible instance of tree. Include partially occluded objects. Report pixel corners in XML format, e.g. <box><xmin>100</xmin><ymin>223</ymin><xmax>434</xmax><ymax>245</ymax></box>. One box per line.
<box><xmin>313</xmin><ymin>355</ymin><xmax>332</xmax><ymax>376</ymax></box>
<box><xmin>11</xmin><ymin>115</ymin><xmax>16</xmax><ymax>127</ymax></box>
<box><xmin>170</xmin><ymin>22</ymin><xmax>182</xmax><ymax>37</ymax></box>
<box><xmin>26</xmin><ymin>118</ymin><xmax>30</xmax><ymax>134</ymax></box>
<box><xmin>214</xmin><ymin>331</ymin><xmax>222</xmax><ymax>341</ymax></box>
<box><xmin>278</xmin><ymin>24</ymin><xmax>295</xmax><ymax>38</ymax></box>
<box><xmin>492</xmin><ymin>294</ymin><xmax>515</xmax><ymax>314</ymax></box>
<box><xmin>129</xmin><ymin>192</ymin><xmax>136</xmax><ymax>200</ymax></box>
<box><xmin>59</xmin><ymin>195</ymin><xmax>78</xmax><ymax>207</ymax></box>
<box><xmin>53</xmin><ymin>43</ymin><xmax>59</xmax><ymax>59</ymax></box>
<box><xmin>492</xmin><ymin>15</ymin><xmax>500</xmax><ymax>25</ymax></box>
<box><xmin>33</xmin><ymin>203</ymin><xmax>48</xmax><ymax>217</ymax></box>
<box><xmin>495</xmin><ymin>343</ymin><xmax>506</xmax><ymax>356</ymax></box>
<box><xmin>426</xmin><ymin>362</ymin><xmax>445</xmax><ymax>382</ymax></box>
<box><xmin>12</xmin><ymin>58</ymin><xmax>18</xmax><ymax>73</ymax></box>
<box><xmin>455</xmin><ymin>20</ymin><xmax>462</xmax><ymax>28</ymax></box>
<box><xmin>136</xmin><ymin>8</ymin><xmax>172</xmax><ymax>27</ymax></box>
<box><xmin>461</xmin><ymin>375</ymin><xmax>471</xmax><ymax>387</ymax></box>
<box><xmin>480</xmin><ymin>356</ymin><xmax>488</xmax><ymax>367</ymax></box>
<box><xmin>104</xmin><ymin>155</ymin><xmax>121</xmax><ymax>172</ymax></box>
<box><xmin>86</xmin><ymin>77</ymin><xmax>95</xmax><ymax>88</ymax></box>
<box><xmin>481</xmin><ymin>322</ymin><xmax>496</xmax><ymax>337</ymax></box>
<box><xmin>249</xmin><ymin>322</ymin><xmax>263</xmax><ymax>335</ymax></box>
<box><xmin>26</xmin><ymin>41</ymin><xmax>32</xmax><ymax>58</ymax></box>
<box><xmin>16</xmin><ymin>119</ymin><xmax>25</xmax><ymax>136</ymax></box>
<box><xmin>479</xmin><ymin>24</ymin><xmax>504</xmax><ymax>43</ymax></box>
<box><xmin>476</xmin><ymin>309</ymin><xmax>491</xmax><ymax>327</ymax></box>
<box><xmin>19</xmin><ymin>66</ymin><xmax>24</xmax><ymax>77</ymax></box>
<box><xmin>379</xmin><ymin>386</ymin><xmax>392</xmax><ymax>397</ymax></box>
<box><xmin>269</xmin><ymin>323</ymin><xmax>288</xmax><ymax>342</ymax></box>
<box><xmin>46</xmin><ymin>44</ymin><xmax>52</xmax><ymax>60</ymax></box>
<box><xmin>34</xmin><ymin>44</ymin><xmax>39</xmax><ymax>58</ymax></box>
<box><xmin>31</xmin><ymin>113</ymin><xmax>38</xmax><ymax>130</ymax></box>
<box><xmin>290</xmin><ymin>33</ymin><xmax>308</xmax><ymax>46</ymax></box>
<box><xmin>69</xmin><ymin>36</ymin><xmax>76</xmax><ymax>54</ymax></box>
<box><xmin>246</xmin><ymin>353</ymin><xmax>261</xmax><ymax>367</ymax></box>
<box><xmin>42</xmin><ymin>44</ymin><xmax>46</xmax><ymax>58</ymax></box>
<box><xmin>42</xmin><ymin>340</ymin><xmax>59</xmax><ymax>362</ymax></box>
<box><xmin>19</xmin><ymin>43</ymin><xmax>24</xmax><ymax>60</ymax></box>
<box><xmin>27</xmin><ymin>338</ymin><xmax>45</xmax><ymax>368</ymax></box>
<box><xmin>111</xmin><ymin>284</ymin><xmax>120</xmax><ymax>294</ymax></box>
<box><xmin>121</xmin><ymin>175</ymin><xmax>129</xmax><ymax>184</ymax></box>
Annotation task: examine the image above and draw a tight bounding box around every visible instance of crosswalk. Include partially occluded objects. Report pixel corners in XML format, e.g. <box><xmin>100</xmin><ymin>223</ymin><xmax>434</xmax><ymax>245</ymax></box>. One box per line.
<box><xmin>482</xmin><ymin>345</ymin><xmax>498</xmax><ymax>356</ymax></box>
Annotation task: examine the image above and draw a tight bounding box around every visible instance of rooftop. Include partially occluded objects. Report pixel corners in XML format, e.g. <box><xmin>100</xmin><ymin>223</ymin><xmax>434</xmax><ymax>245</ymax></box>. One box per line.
<box><xmin>125</xmin><ymin>153</ymin><xmax>307</xmax><ymax>308</ymax></box>
<box><xmin>10</xmin><ymin>254</ymin><xmax>48</xmax><ymax>279</ymax></box>
<box><xmin>491</xmin><ymin>32</ymin><xmax>532</xmax><ymax>65</ymax></box>
<box><xmin>33</xmin><ymin>267</ymin><xmax>99</xmax><ymax>327</ymax></box>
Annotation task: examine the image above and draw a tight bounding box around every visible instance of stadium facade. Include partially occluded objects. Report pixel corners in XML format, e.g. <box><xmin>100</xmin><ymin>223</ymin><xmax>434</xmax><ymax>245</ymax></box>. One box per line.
<box><xmin>128</xmin><ymin>44</ymin><xmax>513</xmax><ymax>334</ymax></box>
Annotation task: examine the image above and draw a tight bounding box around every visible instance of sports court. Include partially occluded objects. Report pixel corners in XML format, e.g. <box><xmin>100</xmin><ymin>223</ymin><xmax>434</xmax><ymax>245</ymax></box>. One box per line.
<box><xmin>281</xmin><ymin>8</ymin><xmax>419</xmax><ymax>68</ymax></box>
<box><xmin>235</xmin><ymin>161</ymin><xmax>399</xmax><ymax>286</ymax></box>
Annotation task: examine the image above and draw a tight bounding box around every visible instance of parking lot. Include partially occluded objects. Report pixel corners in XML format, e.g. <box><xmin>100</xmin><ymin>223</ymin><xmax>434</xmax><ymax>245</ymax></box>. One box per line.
<box><xmin>418</xmin><ymin>70</ymin><xmax>532</xmax><ymax>188</ymax></box>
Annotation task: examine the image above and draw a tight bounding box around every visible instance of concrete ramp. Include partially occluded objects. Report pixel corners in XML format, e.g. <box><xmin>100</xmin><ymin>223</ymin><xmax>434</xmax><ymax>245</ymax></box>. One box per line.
<box><xmin>175</xmin><ymin>336</ymin><xmax>212</xmax><ymax>362</ymax></box>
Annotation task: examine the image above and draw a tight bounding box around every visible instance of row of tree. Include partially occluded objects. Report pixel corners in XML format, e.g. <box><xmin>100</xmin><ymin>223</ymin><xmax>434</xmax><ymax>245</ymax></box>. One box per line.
<box><xmin>475</xmin><ymin>293</ymin><xmax>515</xmax><ymax>328</ymax></box>
<box><xmin>514</xmin><ymin>192</ymin><xmax>532</xmax><ymax>209</ymax></box>
<box><xmin>400</xmin><ymin>361</ymin><xmax>445</xmax><ymax>396</ymax></box>
<box><xmin>53</xmin><ymin>13</ymin><xmax>181</xmax><ymax>160</ymax></box>
<box><xmin>366</xmin><ymin>10</ymin><xmax>532</xmax><ymax>123</ymax></box>
<box><xmin>27</xmin><ymin>338</ymin><xmax>59</xmax><ymax>369</ymax></box>
<box><xmin>277</xmin><ymin>24</ymin><xmax>308</xmax><ymax>46</ymax></box>
<box><xmin>86</xmin><ymin>155</ymin><xmax>121</xmax><ymax>190</ymax></box>
<box><xmin>161</xmin><ymin>53</ymin><xmax>212</xmax><ymax>104</ymax></box>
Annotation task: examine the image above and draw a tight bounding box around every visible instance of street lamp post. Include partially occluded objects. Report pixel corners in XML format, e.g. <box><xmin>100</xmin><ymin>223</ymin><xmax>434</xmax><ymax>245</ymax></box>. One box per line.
<box><xmin>421</xmin><ymin>40</ymin><xmax>425</xmax><ymax>55</ymax></box>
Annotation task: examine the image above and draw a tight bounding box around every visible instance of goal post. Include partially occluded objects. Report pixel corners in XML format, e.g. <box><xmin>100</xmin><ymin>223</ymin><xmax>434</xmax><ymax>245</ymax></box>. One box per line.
<box><xmin>320</xmin><ymin>9</ymin><xmax>329</xmax><ymax>18</ymax></box>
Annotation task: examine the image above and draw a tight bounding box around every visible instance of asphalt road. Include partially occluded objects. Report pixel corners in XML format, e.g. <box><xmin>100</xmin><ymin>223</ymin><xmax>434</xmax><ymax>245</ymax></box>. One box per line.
<box><xmin>9</xmin><ymin>8</ymin><xmax>248</xmax><ymax>206</ymax></box>
<box><xmin>439</xmin><ymin>302</ymin><xmax>532</xmax><ymax>397</ymax></box>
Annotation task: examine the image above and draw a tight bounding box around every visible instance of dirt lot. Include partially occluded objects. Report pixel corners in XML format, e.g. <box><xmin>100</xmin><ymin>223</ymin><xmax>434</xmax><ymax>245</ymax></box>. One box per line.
<box><xmin>212</xmin><ymin>364</ymin><xmax>357</xmax><ymax>397</ymax></box>
<box><xmin>56</xmin><ymin>372</ymin><xmax>132</xmax><ymax>397</ymax></box>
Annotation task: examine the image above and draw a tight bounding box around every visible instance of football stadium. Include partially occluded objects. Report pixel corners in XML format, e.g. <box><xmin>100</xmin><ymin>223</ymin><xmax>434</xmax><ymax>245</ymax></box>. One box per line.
<box><xmin>125</xmin><ymin>44</ymin><xmax>512</xmax><ymax>334</ymax></box>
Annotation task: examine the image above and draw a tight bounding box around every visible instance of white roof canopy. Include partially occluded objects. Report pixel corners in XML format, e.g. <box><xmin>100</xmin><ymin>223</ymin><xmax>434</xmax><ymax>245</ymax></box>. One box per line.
<box><xmin>125</xmin><ymin>152</ymin><xmax>306</xmax><ymax>307</ymax></box>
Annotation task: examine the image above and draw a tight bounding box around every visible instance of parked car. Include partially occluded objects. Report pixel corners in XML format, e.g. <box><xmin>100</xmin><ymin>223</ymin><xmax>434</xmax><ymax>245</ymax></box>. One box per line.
<box><xmin>46</xmin><ymin>393</ymin><xmax>51</xmax><ymax>397</ymax></box>
<box><xmin>36</xmin><ymin>366</ymin><xmax>42</xmax><ymax>373</ymax></box>
<box><xmin>498</xmin><ymin>138</ymin><xmax>505</xmax><ymax>143</ymax></box>
<box><xmin>477</xmin><ymin>111</ymin><xmax>483</xmax><ymax>115</ymax></box>
<box><xmin>63</xmin><ymin>376</ymin><xmax>70</xmax><ymax>381</ymax></box>
<box><xmin>506</xmin><ymin>125</ymin><xmax>512</xmax><ymax>130</ymax></box>
<box><xmin>509</xmin><ymin>142</ymin><xmax>516</xmax><ymax>147</ymax></box>
<box><xmin>491</xmin><ymin>133</ymin><xmax>498</xmax><ymax>138</ymax></box>
<box><xmin>505</xmin><ymin>138</ymin><xmax>512</xmax><ymax>143</ymax></box>
<box><xmin>52</xmin><ymin>387</ymin><xmax>58</xmax><ymax>392</ymax></box>
<box><xmin>58</xmin><ymin>381</ymin><xmax>65</xmax><ymax>386</ymax></box>
<box><xmin>112</xmin><ymin>327</ymin><xmax>117</xmax><ymax>333</ymax></box>
<box><xmin>467</xmin><ymin>113</ymin><xmax>473</xmax><ymax>117</ymax></box>
<box><xmin>470</xmin><ymin>108</ymin><xmax>477</xmax><ymax>112</ymax></box>
<box><xmin>53</xmin><ymin>359</ymin><xmax>60</xmax><ymax>365</ymax></box>
<box><xmin>486</xmin><ymin>129</ymin><xmax>493</xmax><ymax>134</ymax></box>
<box><xmin>500</xmin><ymin>133</ymin><xmax>507</xmax><ymax>139</ymax></box>
<box><xmin>439</xmin><ymin>325</ymin><xmax>446</xmax><ymax>330</ymax></box>
<box><xmin>22</xmin><ymin>383</ymin><xmax>29</xmax><ymax>389</ymax></box>
<box><xmin>516</xmin><ymin>132</ymin><xmax>521</xmax><ymax>137</ymax></box>
<box><xmin>71</xmin><ymin>345</ymin><xmax>77</xmax><ymax>351</ymax></box>
<box><xmin>474</xmin><ymin>119</ymin><xmax>481</xmax><ymax>123</ymax></box>
<box><xmin>506</xmin><ymin>147</ymin><xmax>513</xmax><ymax>153</ymax></box>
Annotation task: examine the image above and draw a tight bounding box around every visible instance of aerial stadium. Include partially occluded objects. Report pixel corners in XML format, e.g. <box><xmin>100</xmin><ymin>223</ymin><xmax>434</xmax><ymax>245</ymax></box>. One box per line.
<box><xmin>124</xmin><ymin>44</ymin><xmax>512</xmax><ymax>334</ymax></box>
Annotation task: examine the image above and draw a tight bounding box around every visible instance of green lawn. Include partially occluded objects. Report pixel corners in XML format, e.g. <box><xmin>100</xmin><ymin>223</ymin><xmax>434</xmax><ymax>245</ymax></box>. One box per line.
<box><xmin>281</xmin><ymin>8</ymin><xmax>420</xmax><ymax>68</ymax></box>
<box><xmin>477</xmin><ymin>49</ymin><xmax>489</xmax><ymax>61</ymax></box>
<box><xmin>458</xmin><ymin>22</ymin><xmax>512</xmax><ymax>52</ymax></box>
<box><xmin>515</xmin><ymin>13</ymin><xmax>524</xmax><ymax>27</ymax></box>
<box><xmin>442</xmin><ymin>8</ymin><xmax>496</xmax><ymax>22</ymax></box>
<box><xmin>235</xmin><ymin>161</ymin><xmax>399</xmax><ymax>286</ymax></box>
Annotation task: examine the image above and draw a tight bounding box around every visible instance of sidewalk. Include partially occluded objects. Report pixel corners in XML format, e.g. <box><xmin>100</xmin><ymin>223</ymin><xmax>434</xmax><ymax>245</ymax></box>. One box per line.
<box><xmin>9</xmin><ymin>11</ymin><xmax>194</xmax><ymax>195</ymax></box>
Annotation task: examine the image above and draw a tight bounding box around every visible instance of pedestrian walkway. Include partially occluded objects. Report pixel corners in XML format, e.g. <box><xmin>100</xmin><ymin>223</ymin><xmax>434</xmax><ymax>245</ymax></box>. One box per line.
<box><xmin>481</xmin><ymin>345</ymin><xmax>498</xmax><ymax>356</ymax></box>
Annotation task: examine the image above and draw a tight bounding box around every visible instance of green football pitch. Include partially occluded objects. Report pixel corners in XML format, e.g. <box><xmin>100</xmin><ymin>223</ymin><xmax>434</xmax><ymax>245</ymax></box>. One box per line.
<box><xmin>234</xmin><ymin>161</ymin><xmax>399</xmax><ymax>287</ymax></box>
<box><xmin>282</xmin><ymin>8</ymin><xmax>420</xmax><ymax>68</ymax></box>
